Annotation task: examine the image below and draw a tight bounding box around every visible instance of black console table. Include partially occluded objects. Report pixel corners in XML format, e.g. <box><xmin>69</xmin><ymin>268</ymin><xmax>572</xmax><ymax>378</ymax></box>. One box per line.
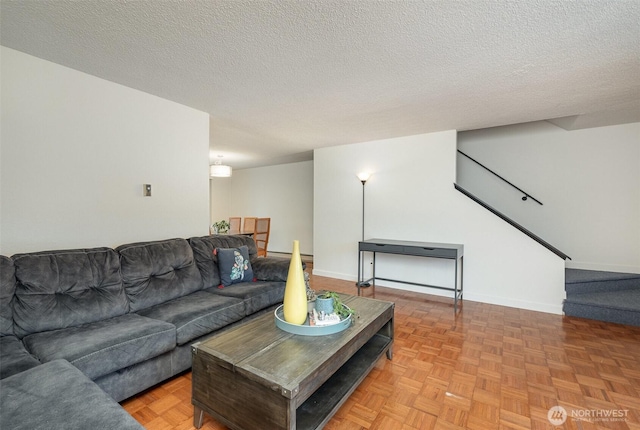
<box><xmin>357</xmin><ymin>239</ymin><xmax>464</xmax><ymax>311</ymax></box>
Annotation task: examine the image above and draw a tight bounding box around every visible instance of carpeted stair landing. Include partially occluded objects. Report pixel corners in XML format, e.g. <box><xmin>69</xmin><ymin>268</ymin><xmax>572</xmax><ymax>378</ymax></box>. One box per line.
<box><xmin>564</xmin><ymin>269</ymin><xmax>640</xmax><ymax>327</ymax></box>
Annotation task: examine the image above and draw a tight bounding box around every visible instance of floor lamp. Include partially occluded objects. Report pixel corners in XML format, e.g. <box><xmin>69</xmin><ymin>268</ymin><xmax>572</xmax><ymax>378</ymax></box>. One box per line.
<box><xmin>357</xmin><ymin>172</ymin><xmax>371</xmax><ymax>288</ymax></box>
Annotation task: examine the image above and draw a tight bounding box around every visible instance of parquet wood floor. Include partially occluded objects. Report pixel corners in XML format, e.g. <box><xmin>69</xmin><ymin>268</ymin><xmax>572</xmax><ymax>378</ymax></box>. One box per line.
<box><xmin>121</xmin><ymin>273</ymin><xmax>640</xmax><ymax>430</ymax></box>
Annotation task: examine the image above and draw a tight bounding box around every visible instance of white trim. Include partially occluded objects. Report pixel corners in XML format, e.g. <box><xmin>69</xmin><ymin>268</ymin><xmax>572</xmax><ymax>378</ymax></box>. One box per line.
<box><xmin>463</xmin><ymin>292</ymin><xmax>563</xmax><ymax>315</ymax></box>
<box><xmin>566</xmin><ymin>261</ymin><xmax>640</xmax><ymax>274</ymax></box>
<box><xmin>312</xmin><ymin>270</ymin><xmax>565</xmax><ymax>315</ymax></box>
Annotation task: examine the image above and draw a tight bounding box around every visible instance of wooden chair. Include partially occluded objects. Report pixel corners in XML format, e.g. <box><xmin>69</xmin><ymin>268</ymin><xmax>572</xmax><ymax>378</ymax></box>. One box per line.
<box><xmin>254</xmin><ymin>218</ymin><xmax>271</xmax><ymax>257</ymax></box>
<box><xmin>228</xmin><ymin>217</ymin><xmax>241</xmax><ymax>232</ymax></box>
<box><xmin>243</xmin><ymin>217</ymin><xmax>257</xmax><ymax>233</ymax></box>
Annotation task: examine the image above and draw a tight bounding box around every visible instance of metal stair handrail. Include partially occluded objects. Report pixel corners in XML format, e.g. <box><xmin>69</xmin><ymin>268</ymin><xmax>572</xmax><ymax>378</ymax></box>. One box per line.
<box><xmin>454</xmin><ymin>183</ymin><xmax>570</xmax><ymax>260</ymax></box>
<box><xmin>457</xmin><ymin>150</ymin><xmax>543</xmax><ymax>205</ymax></box>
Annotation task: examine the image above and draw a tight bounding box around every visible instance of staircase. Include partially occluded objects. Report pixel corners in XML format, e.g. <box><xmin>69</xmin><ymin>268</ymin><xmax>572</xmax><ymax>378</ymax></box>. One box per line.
<box><xmin>454</xmin><ymin>155</ymin><xmax>639</xmax><ymax>326</ymax></box>
<box><xmin>564</xmin><ymin>269</ymin><xmax>640</xmax><ymax>327</ymax></box>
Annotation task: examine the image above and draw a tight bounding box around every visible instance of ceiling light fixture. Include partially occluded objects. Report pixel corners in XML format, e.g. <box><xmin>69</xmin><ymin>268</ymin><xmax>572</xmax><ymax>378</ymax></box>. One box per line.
<box><xmin>210</xmin><ymin>156</ymin><xmax>232</xmax><ymax>177</ymax></box>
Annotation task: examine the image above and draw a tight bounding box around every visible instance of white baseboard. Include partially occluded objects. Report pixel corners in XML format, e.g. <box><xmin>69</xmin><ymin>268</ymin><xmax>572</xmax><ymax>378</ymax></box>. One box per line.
<box><xmin>566</xmin><ymin>261</ymin><xmax>640</xmax><ymax>274</ymax></box>
<box><xmin>311</xmin><ymin>269</ymin><xmax>354</xmax><ymax>281</ymax></box>
<box><xmin>462</xmin><ymin>292</ymin><xmax>563</xmax><ymax>315</ymax></box>
<box><xmin>311</xmin><ymin>270</ymin><xmax>563</xmax><ymax>315</ymax></box>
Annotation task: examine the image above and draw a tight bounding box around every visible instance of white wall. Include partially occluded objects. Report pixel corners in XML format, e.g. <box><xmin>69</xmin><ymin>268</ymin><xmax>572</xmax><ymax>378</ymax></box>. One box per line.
<box><xmin>458</xmin><ymin>121</ymin><xmax>640</xmax><ymax>273</ymax></box>
<box><xmin>212</xmin><ymin>161</ymin><xmax>314</xmax><ymax>255</ymax></box>
<box><xmin>210</xmin><ymin>176</ymin><xmax>232</xmax><ymax>229</ymax></box>
<box><xmin>0</xmin><ymin>47</ymin><xmax>210</xmax><ymax>255</ymax></box>
<box><xmin>314</xmin><ymin>131</ymin><xmax>566</xmax><ymax>314</ymax></box>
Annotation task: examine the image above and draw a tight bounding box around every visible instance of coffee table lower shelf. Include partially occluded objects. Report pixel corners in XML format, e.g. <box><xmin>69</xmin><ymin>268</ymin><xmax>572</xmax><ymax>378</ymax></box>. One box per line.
<box><xmin>193</xmin><ymin>333</ymin><xmax>391</xmax><ymax>430</ymax></box>
<box><xmin>297</xmin><ymin>334</ymin><xmax>391</xmax><ymax>430</ymax></box>
<box><xmin>192</xmin><ymin>294</ymin><xmax>394</xmax><ymax>430</ymax></box>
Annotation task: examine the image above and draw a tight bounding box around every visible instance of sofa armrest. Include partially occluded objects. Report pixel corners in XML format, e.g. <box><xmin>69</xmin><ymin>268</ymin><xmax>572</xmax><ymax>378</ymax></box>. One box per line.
<box><xmin>251</xmin><ymin>257</ymin><xmax>306</xmax><ymax>282</ymax></box>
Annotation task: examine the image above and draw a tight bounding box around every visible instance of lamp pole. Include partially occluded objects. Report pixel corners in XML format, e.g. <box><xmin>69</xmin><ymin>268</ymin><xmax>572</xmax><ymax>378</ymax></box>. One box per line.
<box><xmin>361</xmin><ymin>178</ymin><xmax>366</xmax><ymax>242</ymax></box>
<box><xmin>357</xmin><ymin>172</ymin><xmax>370</xmax><ymax>288</ymax></box>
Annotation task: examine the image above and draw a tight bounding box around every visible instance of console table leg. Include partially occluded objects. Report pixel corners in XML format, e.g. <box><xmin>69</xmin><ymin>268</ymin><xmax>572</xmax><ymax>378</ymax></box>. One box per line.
<box><xmin>454</xmin><ymin>258</ymin><xmax>458</xmax><ymax>312</ymax></box>
<box><xmin>460</xmin><ymin>255</ymin><xmax>464</xmax><ymax>300</ymax></box>
<box><xmin>372</xmin><ymin>253</ymin><xmax>376</xmax><ymax>297</ymax></box>
<box><xmin>194</xmin><ymin>406</ymin><xmax>204</xmax><ymax>429</ymax></box>
<box><xmin>357</xmin><ymin>250</ymin><xmax>362</xmax><ymax>296</ymax></box>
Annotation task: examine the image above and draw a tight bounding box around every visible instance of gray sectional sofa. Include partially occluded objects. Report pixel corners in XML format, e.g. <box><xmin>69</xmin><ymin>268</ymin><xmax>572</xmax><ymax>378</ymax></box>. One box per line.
<box><xmin>0</xmin><ymin>234</ymin><xmax>295</xmax><ymax>429</ymax></box>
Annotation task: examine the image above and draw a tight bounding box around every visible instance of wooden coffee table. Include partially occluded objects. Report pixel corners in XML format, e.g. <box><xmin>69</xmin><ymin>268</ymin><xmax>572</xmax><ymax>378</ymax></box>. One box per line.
<box><xmin>191</xmin><ymin>294</ymin><xmax>394</xmax><ymax>430</ymax></box>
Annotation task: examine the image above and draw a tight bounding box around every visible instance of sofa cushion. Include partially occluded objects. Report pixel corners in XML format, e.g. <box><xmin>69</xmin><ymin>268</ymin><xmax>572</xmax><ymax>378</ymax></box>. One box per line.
<box><xmin>217</xmin><ymin>245</ymin><xmax>254</xmax><ymax>287</ymax></box>
<box><xmin>117</xmin><ymin>238</ymin><xmax>204</xmax><ymax>312</ymax></box>
<box><xmin>22</xmin><ymin>313</ymin><xmax>176</xmax><ymax>380</ymax></box>
<box><xmin>12</xmin><ymin>248</ymin><xmax>129</xmax><ymax>338</ymax></box>
<box><xmin>95</xmin><ymin>353</ymin><xmax>174</xmax><ymax>403</ymax></box>
<box><xmin>189</xmin><ymin>234</ymin><xmax>258</xmax><ymax>288</ymax></box>
<box><xmin>0</xmin><ymin>359</ymin><xmax>144</xmax><ymax>430</ymax></box>
<box><xmin>251</xmin><ymin>256</ymin><xmax>300</xmax><ymax>282</ymax></box>
<box><xmin>206</xmin><ymin>280</ymin><xmax>285</xmax><ymax>315</ymax></box>
<box><xmin>0</xmin><ymin>336</ymin><xmax>40</xmax><ymax>379</ymax></box>
<box><xmin>137</xmin><ymin>290</ymin><xmax>245</xmax><ymax>345</ymax></box>
<box><xmin>0</xmin><ymin>256</ymin><xmax>16</xmax><ymax>336</ymax></box>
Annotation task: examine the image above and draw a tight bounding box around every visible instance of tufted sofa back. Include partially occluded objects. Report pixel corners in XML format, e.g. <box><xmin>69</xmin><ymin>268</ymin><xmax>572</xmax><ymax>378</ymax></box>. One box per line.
<box><xmin>12</xmin><ymin>248</ymin><xmax>129</xmax><ymax>338</ymax></box>
<box><xmin>117</xmin><ymin>238</ymin><xmax>203</xmax><ymax>313</ymax></box>
<box><xmin>188</xmin><ymin>234</ymin><xmax>258</xmax><ymax>289</ymax></box>
<box><xmin>0</xmin><ymin>256</ymin><xmax>16</xmax><ymax>337</ymax></box>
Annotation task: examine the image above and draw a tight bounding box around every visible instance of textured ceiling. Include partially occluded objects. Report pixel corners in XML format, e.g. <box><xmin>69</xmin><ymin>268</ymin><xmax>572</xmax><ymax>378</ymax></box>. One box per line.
<box><xmin>2</xmin><ymin>0</ymin><xmax>639</xmax><ymax>169</ymax></box>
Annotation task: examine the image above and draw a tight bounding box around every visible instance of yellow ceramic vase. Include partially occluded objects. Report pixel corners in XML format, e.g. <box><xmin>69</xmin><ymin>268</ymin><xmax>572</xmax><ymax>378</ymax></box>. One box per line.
<box><xmin>283</xmin><ymin>240</ymin><xmax>307</xmax><ymax>325</ymax></box>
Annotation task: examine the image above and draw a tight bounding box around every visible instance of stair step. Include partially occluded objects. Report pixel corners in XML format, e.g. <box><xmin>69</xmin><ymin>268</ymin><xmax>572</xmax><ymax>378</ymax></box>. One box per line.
<box><xmin>564</xmin><ymin>269</ymin><xmax>640</xmax><ymax>326</ymax></box>
<box><xmin>564</xmin><ymin>289</ymin><xmax>640</xmax><ymax>311</ymax></box>
<box><xmin>563</xmin><ymin>289</ymin><xmax>640</xmax><ymax>327</ymax></box>
<box><xmin>565</xmin><ymin>269</ymin><xmax>640</xmax><ymax>295</ymax></box>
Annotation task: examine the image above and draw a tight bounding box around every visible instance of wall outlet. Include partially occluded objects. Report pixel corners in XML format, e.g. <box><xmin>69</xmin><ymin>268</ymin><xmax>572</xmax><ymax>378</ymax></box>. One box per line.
<box><xmin>143</xmin><ymin>184</ymin><xmax>152</xmax><ymax>197</ymax></box>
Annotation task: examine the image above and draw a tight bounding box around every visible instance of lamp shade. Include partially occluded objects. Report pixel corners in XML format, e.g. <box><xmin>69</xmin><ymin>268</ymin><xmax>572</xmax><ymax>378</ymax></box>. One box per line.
<box><xmin>357</xmin><ymin>172</ymin><xmax>371</xmax><ymax>182</ymax></box>
<box><xmin>210</xmin><ymin>164</ymin><xmax>232</xmax><ymax>177</ymax></box>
